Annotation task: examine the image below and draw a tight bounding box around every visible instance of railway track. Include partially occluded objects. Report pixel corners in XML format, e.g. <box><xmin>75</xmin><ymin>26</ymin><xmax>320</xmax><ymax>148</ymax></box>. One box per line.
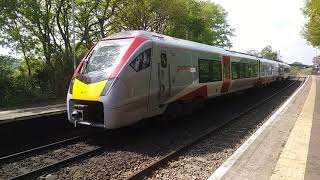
<box><xmin>9</xmin><ymin>146</ymin><xmax>103</xmax><ymax>180</ymax></box>
<box><xmin>1</xmin><ymin>130</ymin><xmax>109</xmax><ymax>180</ymax></box>
<box><xmin>0</xmin><ymin>136</ymin><xmax>84</xmax><ymax>164</ymax></box>
<box><xmin>125</xmin><ymin>76</ymin><xmax>304</xmax><ymax>180</ymax></box>
<box><xmin>0</xmin><ymin>77</ymin><xmax>303</xmax><ymax>180</ymax></box>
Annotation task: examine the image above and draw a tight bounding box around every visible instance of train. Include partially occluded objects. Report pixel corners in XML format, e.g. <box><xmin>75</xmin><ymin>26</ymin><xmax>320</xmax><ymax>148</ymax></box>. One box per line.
<box><xmin>67</xmin><ymin>30</ymin><xmax>291</xmax><ymax>129</ymax></box>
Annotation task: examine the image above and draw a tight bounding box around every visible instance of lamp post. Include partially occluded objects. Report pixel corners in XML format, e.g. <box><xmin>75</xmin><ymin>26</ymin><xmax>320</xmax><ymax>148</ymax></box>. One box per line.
<box><xmin>72</xmin><ymin>0</ymin><xmax>76</xmax><ymax>71</ymax></box>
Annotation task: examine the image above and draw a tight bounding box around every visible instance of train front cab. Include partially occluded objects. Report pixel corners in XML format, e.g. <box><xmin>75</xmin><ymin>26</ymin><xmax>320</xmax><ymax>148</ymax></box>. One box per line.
<box><xmin>67</xmin><ymin>36</ymin><xmax>155</xmax><ymax>129</ymax></box>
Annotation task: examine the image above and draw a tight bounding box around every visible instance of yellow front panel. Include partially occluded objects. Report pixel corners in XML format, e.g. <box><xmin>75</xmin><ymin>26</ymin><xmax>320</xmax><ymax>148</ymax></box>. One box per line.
<box><xmin>72</xmin><ymin>79</ymin><xmax>108</xmax><ymax>101</ymax></box>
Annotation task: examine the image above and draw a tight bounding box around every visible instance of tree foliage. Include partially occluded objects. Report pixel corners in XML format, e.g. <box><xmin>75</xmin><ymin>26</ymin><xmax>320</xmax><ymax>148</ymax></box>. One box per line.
<box><xmin>260</xmin><ymin>46</ymin><xmax>279</xmax><ymax>60</ymax></box>
<box><xmin>246</xmin><ymin>46</ymin><xmax>279</xmax><ymax>61</ymax></box>
<box><xmin>0</xmin><ymin>0</ymin><xmax>234</xmax><ymax>106</ymax></box>
<box><xmin>303</xmin><ymin>0</ymin><xmax>320</xmax><ymax>48</ymax></box>
<box><xmin>111</xmin><ymin>0</ymin><xmax>234</xmax><ymax>47</ymax></box>
<box><xmin>313</xmin><ymin>55</ymin><xmax>320</xmax><ymax>65</ymax></box>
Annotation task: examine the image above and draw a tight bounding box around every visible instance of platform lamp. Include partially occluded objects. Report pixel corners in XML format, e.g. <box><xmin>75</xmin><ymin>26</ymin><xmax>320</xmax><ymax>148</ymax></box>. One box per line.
<box><xmin>72</xmin><ymin>0</ymin><xmax>76</xmax><ymax>71</ymax></box>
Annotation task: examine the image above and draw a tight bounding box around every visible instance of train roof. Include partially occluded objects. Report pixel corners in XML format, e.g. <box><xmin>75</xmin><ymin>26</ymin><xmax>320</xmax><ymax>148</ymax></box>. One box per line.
<box><xmin>104</xmin><ymin>30</ymin><xmax>289</xmax><ymax>66</ymax></box>
<box><xmin>106</xmin><ymin>31</ymin><xmax>262</xmax><ymax>59</ymax></box>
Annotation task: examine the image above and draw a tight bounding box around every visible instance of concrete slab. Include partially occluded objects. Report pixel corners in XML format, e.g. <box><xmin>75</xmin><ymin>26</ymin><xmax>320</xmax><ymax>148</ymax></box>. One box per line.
<box><xmin>271</xmin><ymin>76</ymin><xmax>316</xmax><ymax>179</ymax></box>
<box><xmin>0</xmin><ymin>103</ymin><xmax>66</xmax><ymax>125</ymax></box>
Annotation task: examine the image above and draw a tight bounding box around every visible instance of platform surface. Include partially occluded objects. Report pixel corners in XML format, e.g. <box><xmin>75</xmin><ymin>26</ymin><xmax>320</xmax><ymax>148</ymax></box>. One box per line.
<box><xmin>209</xmin><ymin>75</ymin><xmax>320</xmax><ymax>180</ymax></box>
<box><xmin>0</xmin><ymin>103</ymin><xmax>66</xmax><ymax>124</ymax></box>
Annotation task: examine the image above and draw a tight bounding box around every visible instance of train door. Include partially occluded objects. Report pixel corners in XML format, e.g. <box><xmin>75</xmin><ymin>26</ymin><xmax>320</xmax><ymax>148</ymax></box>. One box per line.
<box><xmin>158</xmin><ymin>51</ymin><xmax>172</xmax><ymax>105</ymax></box>
<box><xmin>126</xmin><ymin>47</ymin><xmax>152</xmax><ymax>116</ymax></box>
<box><xmin>221</xmin><ymin>56</ymin><xmax>231</xmax><ymax>93</ymax></box>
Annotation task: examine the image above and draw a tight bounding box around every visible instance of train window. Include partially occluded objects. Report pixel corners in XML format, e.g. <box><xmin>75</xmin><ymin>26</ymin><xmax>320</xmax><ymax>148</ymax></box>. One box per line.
<box><xmin>232</xmin><ymin>62</ymin><xmax>258</xmax><ymax>79</ymax></box>
<box><xmin>240</xmin><ymin>63</ymin><xmax>245</xmax><ymax>78</ymax></box>
<box><xmin>212</xmin><ymin>61</ymin><xmax>222</xmax><ymax>81</ymax></box>
<box><xmin>254</xmin><ymin>64</ymin><xmax>259</xmax><ymax>77</ymax></box>
<box><xmin>249</xmin><ymin>63</ymin><xmax>258</xmax><ymax>78</ymax></box>
<box><xmin>261</xmin><ymin>63</ymin><xmax>269</xmax><ymax>76</ymax></box>
<box><xmin>82</xmin><ymin>46</ymin><xmax>122</xmax><ymax>74</ymax></box>
<box><xmin>244</xmin><ymin>64</ymin><xmax>250</xmax><ymax>78</ymax></box>
<box><xmin>199</xmin><ymin>59</ymin><xmax>222</xmax><ymax>83</ymax></box>
<box><xmin>231</xmin><ymin>62</ymin><xmax>239</xmax><ymax>79</ymax></box>
<box><xmin>130</xmin><ymin>48</ymin><xmax>151</xmax><ymax>72</ymax></box>
<box><xmin>199</xmin><ymin>60</ymin><xmax>210</xmax><ymax>82</ymax></box>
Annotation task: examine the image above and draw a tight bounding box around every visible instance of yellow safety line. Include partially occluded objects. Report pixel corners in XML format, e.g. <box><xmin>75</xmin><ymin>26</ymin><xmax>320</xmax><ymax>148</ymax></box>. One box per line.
<box><xmin>270</xmin><ymin>76</ymin><xmax>316</xmax><ymax>180</ymax></box>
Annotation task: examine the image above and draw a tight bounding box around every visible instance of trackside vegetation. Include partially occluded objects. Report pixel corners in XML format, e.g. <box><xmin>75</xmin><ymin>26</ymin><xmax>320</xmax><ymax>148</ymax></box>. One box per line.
<box><xmin>0</xmin><ymin>0</ymin><xmax>234</xmax><ymax>107</ymax></box>
<box><xmin>303</xmin><ymin>0</ymin><xmax>320</xmax><ymax>65</ymax></box>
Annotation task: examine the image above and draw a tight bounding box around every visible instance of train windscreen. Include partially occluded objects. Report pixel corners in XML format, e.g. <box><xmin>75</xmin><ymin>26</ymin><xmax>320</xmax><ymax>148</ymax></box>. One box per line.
<box><xmin>81</xmin><ymin>38</ymin><xmax>133</xmax><ymax>76</ymax></box>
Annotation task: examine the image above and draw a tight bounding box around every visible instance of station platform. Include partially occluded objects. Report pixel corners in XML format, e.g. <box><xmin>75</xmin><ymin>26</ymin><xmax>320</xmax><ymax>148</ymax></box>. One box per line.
<box><xmin>209</xmin><ymin>75</ymin><xmax>320</xmax><ymax>180</ymax></box>
<box><xmin>0</xmin><ymin>103</ymin><xmax>66</xmax><ymax>125</ymax></box>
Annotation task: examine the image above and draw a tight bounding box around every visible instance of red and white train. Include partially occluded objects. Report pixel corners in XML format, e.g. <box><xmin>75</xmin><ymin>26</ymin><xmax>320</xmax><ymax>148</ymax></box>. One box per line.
<box><xmin>67</xmin><ymin>31</ymin><xmax>290</xmax><ymax>129</ymax></box>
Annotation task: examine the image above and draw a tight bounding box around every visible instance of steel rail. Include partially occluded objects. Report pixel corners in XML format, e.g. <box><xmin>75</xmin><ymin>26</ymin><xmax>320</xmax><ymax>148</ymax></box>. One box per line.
<box><xmin>9</xmin><ymin>146</ymin><xmax>103</xmax><ymax>180</ymax></box>
<box><xmin>125</xmin><ymin>77</ymin><xmax>304</xmax><ymax>180</ymax></box>
<box><xmin>6</xmin><ymin>129</ymin><xmax>113</xmax><ymax>180</ymax></box>
<box><xmin>0</xmin><ymin>135</ymin><xmax>85</xmax><ymax>164</ymax></box>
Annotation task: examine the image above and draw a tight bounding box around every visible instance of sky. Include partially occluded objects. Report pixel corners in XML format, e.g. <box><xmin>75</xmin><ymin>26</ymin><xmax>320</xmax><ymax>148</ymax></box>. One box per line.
<box><xmin>213</xmin><ymin>0</ymin><xmax>319</xmax><ymax>65</ymax></box>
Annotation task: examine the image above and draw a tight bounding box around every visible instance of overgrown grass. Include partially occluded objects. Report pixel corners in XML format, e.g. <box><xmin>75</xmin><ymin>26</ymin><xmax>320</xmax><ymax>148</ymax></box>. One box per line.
<box><xmin>290</xmin><ymin>67</ymin><xmax>313</xmax><ymax>75</ymax></box>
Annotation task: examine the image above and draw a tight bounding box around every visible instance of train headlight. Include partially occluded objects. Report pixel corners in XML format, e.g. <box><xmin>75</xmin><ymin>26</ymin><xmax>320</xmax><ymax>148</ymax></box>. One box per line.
<box><xmin>100</xmin><ymin>78</ymin><xmax>116</xmax><ymax>96</ymax></box>
<box><xmin>69</xmin><ymin>78</ymin><xmax>75</xmax><ymax>94</ymax></box>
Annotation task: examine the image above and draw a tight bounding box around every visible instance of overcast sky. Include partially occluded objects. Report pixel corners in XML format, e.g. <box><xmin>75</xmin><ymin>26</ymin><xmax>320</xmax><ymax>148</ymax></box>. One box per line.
<box><xmin>213</xmin><ymin>0</ymin><xmax>319</xmax><ymax>64</ymax></box>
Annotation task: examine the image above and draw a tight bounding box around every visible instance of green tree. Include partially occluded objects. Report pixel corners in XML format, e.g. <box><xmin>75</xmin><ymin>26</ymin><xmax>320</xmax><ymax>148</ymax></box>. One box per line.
<box><xmin>0</xmin><ymin>0</ymin><xmax>120</xmax><ymax>96</ymax></box>
<box><xmin>303</xmin><ymin>0</ymin><xmax>320</xmax><ymax>48</ymax></box>
<box><xmin>111</xmin><ymin>0</ymin><xmax>234</xmax><ymax>48</ymax></box>
<box><xmin>0</xmin><ymin>56</ymin><xmax>18</xmax><ymax>105</ymax></box>
<box><xmin>174</xmin><ymin>0</ymin><xmax>234</xmax><ymax>48</ymax></box>
<box><xmin>0</xmin><ymin>0</ymin><xmax>235</xmax><ymax>105</ymax></box>
<box><xmin>260</xmin><ymin>46</ymin><xmax>279</xmax><ymax>60</ymax></box>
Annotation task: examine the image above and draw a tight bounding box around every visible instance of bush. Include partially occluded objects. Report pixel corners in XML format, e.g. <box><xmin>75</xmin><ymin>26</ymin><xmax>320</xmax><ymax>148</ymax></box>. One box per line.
<box><xmin>0</xmin><ymin>56</ymin><xmax>67</xmax><ymax>107</ymax></box>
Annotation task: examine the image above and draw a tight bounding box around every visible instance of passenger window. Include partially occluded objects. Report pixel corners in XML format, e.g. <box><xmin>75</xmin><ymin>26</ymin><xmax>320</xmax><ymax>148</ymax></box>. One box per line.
<box><xmin>199</xmin><ymin>59</ymin><xmax>222</xmax><ymax>83</ymax></box>
<box><xmin>232</xmin><ymin>62</ymin><xmax>258</xmax><ymax>79</ymax></box>
<box><xmin>130</xmin><ymin>48</ymin><xmax>151</xmax><ymax>72</ymax></box>
<box><xmin>232</xmin><ymin>62</ymin><xmax>239</xmax><ymax>79</ymax></box>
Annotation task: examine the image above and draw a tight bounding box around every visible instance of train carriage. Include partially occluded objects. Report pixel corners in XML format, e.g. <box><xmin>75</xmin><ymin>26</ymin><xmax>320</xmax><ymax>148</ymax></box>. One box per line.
<box><xmin>258</xmin><ymin>58</ymin><xmax>279</xmax><ymax>84</ymax></box>
<box><xmin>278</xmin><ymin>62</ymin><xmax>291</xmax><ymax>80</ymax></box>
<box><xmin>228</xmin><ymin>53</ymin><xmax>260</xmax><ymax>93</ymax></box>
<box><xmin>67</xmin><ymin>30</ymin><xmax>290</xmax><ymax>129</ymax></box>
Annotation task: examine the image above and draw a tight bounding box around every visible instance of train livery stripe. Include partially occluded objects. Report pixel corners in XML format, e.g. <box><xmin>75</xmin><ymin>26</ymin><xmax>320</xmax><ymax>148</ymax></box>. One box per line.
<box><xmin>221</xmin><ymin>80</ymin><xmax>231</xmax><ymax>93</ymax></box>
<box><xmin>72</xmin><ymin>79</ymin><xmax>108</xmax><ymax>101</ymax></box>
<box><xmin>110</xmin><ymin>36</ymin><xmax>148</xmax><ymax>78</ymax></box>
<box><xmin>221</xmin><ymin>56</ymin><xmax>231</xmax><ymax>93</ymax></box>
<box><xmin>180</xmin><ymin>86</ymin><xmax>208</xmax><ymax>100</ymax></box>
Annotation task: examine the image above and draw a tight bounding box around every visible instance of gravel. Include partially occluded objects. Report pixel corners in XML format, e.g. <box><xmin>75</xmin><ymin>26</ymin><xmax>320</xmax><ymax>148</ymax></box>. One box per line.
<box><xmin>0</xmin><ymin>142</ymin><xmax>99</xmax><ymax>179</ymax></box>
<box><xmin>145</xmin><ymin>78</ymin><xmax>305</xmax><ymax>180</ymax></box>
<box><xmin>0</xmin><ymin>113</ymin><xmax>97</xmax><ymax>157</ymax></box>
